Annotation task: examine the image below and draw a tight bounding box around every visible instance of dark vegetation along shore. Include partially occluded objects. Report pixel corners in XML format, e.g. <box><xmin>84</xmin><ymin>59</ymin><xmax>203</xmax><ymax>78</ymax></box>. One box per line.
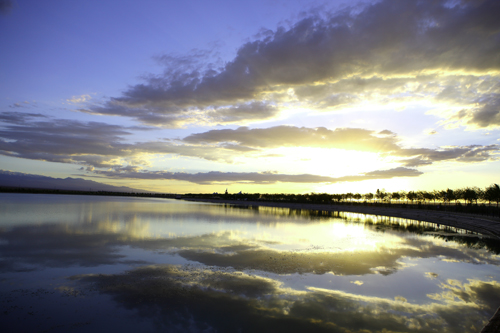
<box><xmin>187</xmin><ymin>183</ymin><xmax>500</xmax><ymax>216</ymax></box>
<box><xmin>182</xmin><ymin>184</ymin><xmax>500</xmax><ymax>239</ymax></box>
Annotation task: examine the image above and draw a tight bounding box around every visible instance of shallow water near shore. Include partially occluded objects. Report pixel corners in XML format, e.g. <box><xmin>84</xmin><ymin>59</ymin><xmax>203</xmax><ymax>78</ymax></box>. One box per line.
<box><xmin>1</xmin><ymin>193</ymin><xmax>499</xmax><ymax>332</ymax></box>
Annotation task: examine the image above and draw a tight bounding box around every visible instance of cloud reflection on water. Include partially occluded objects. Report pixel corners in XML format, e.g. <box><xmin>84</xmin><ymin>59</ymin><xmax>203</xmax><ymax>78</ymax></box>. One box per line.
<box><xmin>0</xmin><ymin>211</ymin><xmax>499</xmax><ymax>277</ymax></box>
<box><xmin>1</xmin><ymin>196</ymin><xmax>500</xmax><ymax>331</ymax></box>
<box><xmin>71</xmin><ymin>264</ymin><xmax>497</xmax><ymax>332</ymax></box>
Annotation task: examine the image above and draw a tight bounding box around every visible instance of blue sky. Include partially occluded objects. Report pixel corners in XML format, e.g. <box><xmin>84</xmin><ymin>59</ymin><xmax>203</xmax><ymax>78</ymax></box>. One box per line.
<box><xmin>1</xmin><ymin>0</ymin><xmax>499</xmax><ymax>193</ymax></box>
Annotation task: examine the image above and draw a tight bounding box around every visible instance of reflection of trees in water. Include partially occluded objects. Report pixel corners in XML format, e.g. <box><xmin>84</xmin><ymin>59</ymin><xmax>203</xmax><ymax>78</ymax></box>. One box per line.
<box><xmin>222</xmin><ymin>203</ymin><xmax>480</xmax><ymax>234</ymax></box>
<box><xmin>434</xmin><ymin>235</ymin><xmax>500</xmax><ymax>255</ymax></box>
<box><xmin>345</xmin><ymin>213</ymin><xmax>500</xmax><ymax>253</ymax></box>
<box><xmin>213</xmin><ymin>204</ymin><xmax>500</xmax><ymax>254</ymax></box>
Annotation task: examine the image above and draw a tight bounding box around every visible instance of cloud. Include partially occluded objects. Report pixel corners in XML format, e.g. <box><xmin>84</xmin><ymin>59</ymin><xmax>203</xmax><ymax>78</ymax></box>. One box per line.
<box><xmin>0</xmin><ymin>112</ymin><xmax>137</xmax><ymax>167</ymax></box>
<box><xmin>0</xmin><ymin>112</ymin><xmax>46</xmax><ymax>124</ymax></box>
<box><xmin>0</xmin><ymin>0</ymin><xmax>13</xmax><ymax>15</ymax></box>
<box><xmin>1</xmin><ymin>113</ymin><xmax>497</xmax><ymax>177</ymax></box>
<box><xmin>67</xmin><ymin>94</ymin><xmax>91</xmax><ymax>104</ymax></box>
<box><xmin>207</xmin><ymin>101</ymin><xmax>280</xmax><ymax>123</ymax></box>
<box><xmin>80</xmin><ymin>0</ymin><xmax>500</xmax><ymax>128</ymax></box>
<box><xmin>183</xmin><ymin>125</ymin><xmax>499</xmax><ymax>166</ymax></box>
<box><xmin>468</xmin><ymin>96</ymin><xmax>500</xmax><ymax>127</ymax></box>
<box><xmin>183</xmin><ymin>126</ymin><xmax>402</xmax><ymax>152</ymax></box>
<box><xmin>87</xmin><ymin>100</ymin><xmax>280</xmax><ymax>128</ymax></box>
<box><xmin>0</xmin><ymin>112</ymin><xmax>249</xmax><ymax>167</ymax></box>
<box><xmin>398</xmin><ymin>145</ymin><xmax>499</xmax><ymax>167</ymax></box>
<box><xmin>93</xmin><ymin>167</ymin><xmax>422</xmax><ymax>185</ymax></box>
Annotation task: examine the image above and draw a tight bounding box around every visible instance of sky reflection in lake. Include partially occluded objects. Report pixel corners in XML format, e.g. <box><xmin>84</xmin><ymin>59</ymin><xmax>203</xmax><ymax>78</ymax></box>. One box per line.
<box><xmin>1</xmin><ymin>193</ymin><xmax>499</xmax><ymax>332</ymax></box>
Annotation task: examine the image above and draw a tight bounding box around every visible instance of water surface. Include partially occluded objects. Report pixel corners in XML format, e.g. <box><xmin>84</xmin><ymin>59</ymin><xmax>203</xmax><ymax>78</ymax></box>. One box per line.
<box><xmin>1</xmin><ymin>193</ymin><xmax>499</xmax><ymax>332</ymax></box>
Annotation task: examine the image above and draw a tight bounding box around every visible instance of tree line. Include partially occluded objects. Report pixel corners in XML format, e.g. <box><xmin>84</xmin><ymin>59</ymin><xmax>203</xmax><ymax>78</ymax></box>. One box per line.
<box><xmin>190</xmin><ymin>184</ymin><xmax>500</xmax><ymax>206</ymax></box>
<box><xmin>187</xmin><ymin>184</ymin><xmax>500</xmax><ymax>218</ymax></box>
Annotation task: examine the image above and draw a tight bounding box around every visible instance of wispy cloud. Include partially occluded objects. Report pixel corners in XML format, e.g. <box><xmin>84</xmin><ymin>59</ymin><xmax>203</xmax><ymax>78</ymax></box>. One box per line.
<box><xmin>67</xmin><ymin>94</ymin><xmax>91</xmax><ymax>104</ymax></box>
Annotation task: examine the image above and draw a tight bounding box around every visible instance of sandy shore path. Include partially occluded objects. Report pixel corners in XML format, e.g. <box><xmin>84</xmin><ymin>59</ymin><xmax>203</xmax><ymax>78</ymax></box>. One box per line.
<box><xmin>183</xmin><ymin>198</ymin><xmax>500</xmax><ymax>240</ymax></box>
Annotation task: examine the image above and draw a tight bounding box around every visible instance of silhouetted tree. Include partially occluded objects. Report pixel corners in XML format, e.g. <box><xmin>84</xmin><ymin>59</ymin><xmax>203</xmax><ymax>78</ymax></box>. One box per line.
<box><xmin>423</xmin><ymin>191</ymin><xmax>435</xmax><ymax>204</ymax></box>
<box><xmin>446</xmin><ymin>189</ymin><xmax>458</xmax><ymax>203</ymax></box>
<box><xmin>390</xmin><ymin>192</ymin><xmax>401</xmax><ymax>203</ymax></box>
<box><xmin>416</xmin><ymin>190</ymin><xmax>426</xmax><ymax>203</ymax></box>
<box><xmin>461</xmin><ymin>187</ymin><xmax>478</xmax><ymax>205</ymax></box>
<box><xmin>435</xmin><ymin>190</ymin><xmax>447</xmax><ymax>205</ymax></box>
<box><xmin>484</xmin><ymin>184</ymin><xmax>500</xmax><ymax>207</ymax></box>
<box><xmin>407</xmin><ymin>191</ymin><xmax>417</xmax><ymax>204</ymax></box>
<box><xmin>399</xmin><ymin>191</ymin><xmax>407</xmax><ymax>204</ymax></box>
<box><xmin>375</xmin><ymin>189</ymin><xmax>387</xmax><ymax>203</ymax></box>
<box><xmin>455</xmin><ymin>188</ymin><xmax>465</xmax><ymax>204</ymax></box>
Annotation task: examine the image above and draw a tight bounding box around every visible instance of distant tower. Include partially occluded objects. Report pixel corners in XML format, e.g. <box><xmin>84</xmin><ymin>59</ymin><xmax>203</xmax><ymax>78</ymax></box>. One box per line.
<box><xmin>225</xmin><ymin>188</ymin><xmax>228</xmax><ymax>195</ymax></box>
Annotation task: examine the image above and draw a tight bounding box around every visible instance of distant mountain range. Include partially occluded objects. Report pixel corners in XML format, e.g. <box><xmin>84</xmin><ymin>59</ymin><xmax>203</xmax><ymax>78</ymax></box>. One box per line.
<box><xmin>0</xmin><ymin>170</ymin><xmax>153</xmax><ymax>193</ymax></box>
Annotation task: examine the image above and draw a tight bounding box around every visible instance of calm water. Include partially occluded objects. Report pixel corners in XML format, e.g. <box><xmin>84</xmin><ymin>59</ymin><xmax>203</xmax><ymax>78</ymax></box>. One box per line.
<box><xmin>1</xmin><ymin>193</ymin><xmax>499</xmax><ymax>332</ymax></box>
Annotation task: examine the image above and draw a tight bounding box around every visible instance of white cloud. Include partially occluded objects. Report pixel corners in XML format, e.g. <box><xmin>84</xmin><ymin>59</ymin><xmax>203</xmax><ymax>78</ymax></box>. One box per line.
<box><xmin>67</xmin><ymin>94</ymin><xmax>91</xmax><ymax>104</ymax></box>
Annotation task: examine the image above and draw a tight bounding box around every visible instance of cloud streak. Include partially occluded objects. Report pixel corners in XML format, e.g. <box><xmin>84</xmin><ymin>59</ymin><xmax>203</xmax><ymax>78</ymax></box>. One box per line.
<box><xmin>94</xmin><ymin>167</ymin><xmax>422</xmax><ymax>185</ymax></box>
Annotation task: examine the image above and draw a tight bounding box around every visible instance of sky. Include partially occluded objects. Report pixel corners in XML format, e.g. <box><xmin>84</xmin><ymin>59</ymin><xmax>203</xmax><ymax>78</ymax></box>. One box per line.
<box><xmin>0</xmin><ymin>0</ymin><xmax>499</xmax><ymax>194</ymax></box>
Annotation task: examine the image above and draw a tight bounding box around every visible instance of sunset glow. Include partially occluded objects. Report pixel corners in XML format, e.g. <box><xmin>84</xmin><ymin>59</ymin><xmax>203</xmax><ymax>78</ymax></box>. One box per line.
<box><xmin>1</xmin><ymin>0</ymin><xmax>499</xmax><ymax>193</ymax></box>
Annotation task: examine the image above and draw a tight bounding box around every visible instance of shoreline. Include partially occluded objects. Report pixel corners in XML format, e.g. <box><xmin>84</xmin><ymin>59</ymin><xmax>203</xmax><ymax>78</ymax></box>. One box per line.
<box><xmin>183</xmin><ymin>198</ymin><xmax>500</xmax><ymax>240</ymax></box>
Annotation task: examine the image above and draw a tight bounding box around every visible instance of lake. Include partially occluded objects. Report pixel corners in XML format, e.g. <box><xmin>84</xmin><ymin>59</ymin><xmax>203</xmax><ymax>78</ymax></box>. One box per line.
<box><xmin>1</xmin><ymin>193</ymin><xmax>499</xmax><ymax>332</ymax></box>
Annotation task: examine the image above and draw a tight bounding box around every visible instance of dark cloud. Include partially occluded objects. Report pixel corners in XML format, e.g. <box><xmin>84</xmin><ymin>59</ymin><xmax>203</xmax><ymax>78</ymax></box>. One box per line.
<box><xmin>0</xmin><ymin>112</ymin><xmax>238</xmax><ymax>167</ymax></box>
<box><xmin>0</xmin><ymin>0</ymin><xmax>13</xmax><ymax>15</ymax></box>
<box><xmin>0</xmin><ymin>111</ymin><xmax>46</xmax><ymax>124</ymax></box>
<box><xmin>378</xmin><ymin>129</ymin><xmax>395</xmax><ymax>135</ymax></box>
<box><xmin>336</xmin><ymin>167</ymin><xmax>423</xmax><ymax>181</ymax></box>
<box><xmin>207</xmin><ymin>101</ymin><xmax>279</xmax><ymax>123</ymax></box>
<box><xmin>88</xmin><ymin>100</ymin><xmax>280</xmax><ymax>127</ymax></box>
<box><xmin>468</xmin><ymin>96</ymin><xmax>500</xmax><ymax>127</ymax></box>
<box><xmin>82</xmin><ymin>0</ymin><xmax>500</xmax><ymax>127</ymax></box>
<box><xmin>0</xmin><ymin>112</ymin><xmax>137</xmax><ymax>167</ymax></box>
<box><xmin>399</xmin><ymin>145</ymin><xmax>499</xmax><ymax>167</ymax></box>
<box><xmin>94</xmin><ymin>167</ymin><xmax>422</xmax><ymax>185</ymax></box>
